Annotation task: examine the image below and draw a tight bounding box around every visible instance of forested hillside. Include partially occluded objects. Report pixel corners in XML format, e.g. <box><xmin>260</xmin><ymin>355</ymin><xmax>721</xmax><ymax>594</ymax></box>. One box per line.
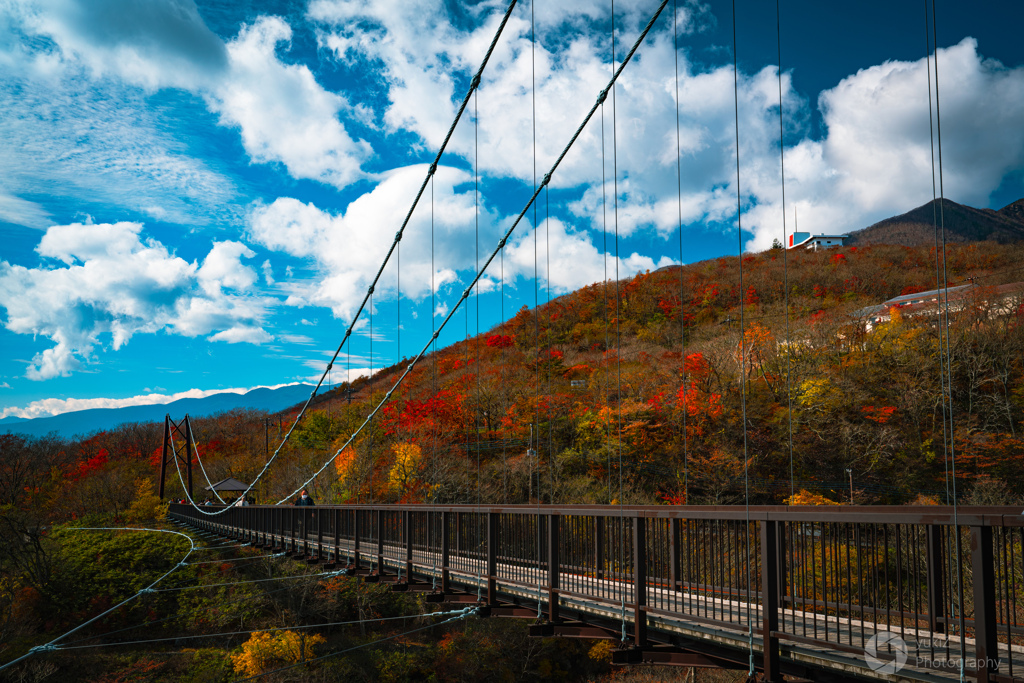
<box><xmin>6</xmin><ymin>241</ymin><xmax>1023</xmax><ymax>515</ymax></box>
<box><xmin>292</xmin><ymin>240</ymin><xmax>1024</xmax><ymax>508</ymax></box>
<box><xmin>1</xmin><ymin>240</ymin><xmax>1022</xmax><ymax>680</ymax></box>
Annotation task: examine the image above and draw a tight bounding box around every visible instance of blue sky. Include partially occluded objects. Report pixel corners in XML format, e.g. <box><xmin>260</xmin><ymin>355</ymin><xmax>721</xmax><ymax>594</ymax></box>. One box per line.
<box><xmin>1</xmin><ymin>0</ymin><xmax>1023</xmax><ymax>420</ymax></box>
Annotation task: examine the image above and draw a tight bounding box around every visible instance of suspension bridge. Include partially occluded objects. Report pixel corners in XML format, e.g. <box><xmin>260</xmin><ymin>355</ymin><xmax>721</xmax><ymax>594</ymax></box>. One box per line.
<box><xmin>169</xmin><ymin>502</ymin><xmax>1024</xmax><ymax>682</ymax></box>
<box><xmin>7</xmin><ymin>0</ymin><xmax>1008</xmax><ymax>678</ymax></box>
<box><xmin>159</xmin><ymin>0</ymin><xmax>1006</xmax><ymax>678</ymax></box>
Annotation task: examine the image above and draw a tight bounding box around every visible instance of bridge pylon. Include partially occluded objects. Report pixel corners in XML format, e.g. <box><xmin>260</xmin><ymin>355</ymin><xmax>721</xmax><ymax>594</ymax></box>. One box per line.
<box><xmin>157</xmin><ymin>414</ymin><xmax>193</xmax><ymax>501</ymax></box>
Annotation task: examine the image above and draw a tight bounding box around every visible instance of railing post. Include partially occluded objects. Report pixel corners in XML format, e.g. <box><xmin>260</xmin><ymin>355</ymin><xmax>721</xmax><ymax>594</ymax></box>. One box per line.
<box><xmin>404</xmin><ymin>510</ymin><xmax>413</xmax><ymax>581</ymax></box>
<box><xmin>456</xmin><ymin>513</ymin><xmax>462</xmax><ymax>558</ymax></box>
<box><xmin>760</xmin><ymin>519</ymin><xmax>781</xmax><ymax>682</ymax></box>
<box><xmin>376</xmin><ymin>509</ymin><xmax>385</xmax><ymax>576</ymax></box>
<box><xmin>303</xmin><ymin>507</ymin><xmax>310</xmax><ymax>557</ymax></box>
<box><xmin>776</xmin><ymin>520</ymin><xmax>787</xmax><ymax>607</ymax></box>
<box><xmin>633</xmin><ymin>515</ymin><xmax>647</xmax><ymax>647</ymax></box>
<box><xmin>669</xmin><ymin>518</ymin><xmax>681</xmax><ymax>591</ymax></box>
<box><xmin>289</xmin><ymin>507</ymin><xmax>296</xmax><ymax>552</ymax></box>
<box><xmin>333</xmin><ymin>509</ymin><xmax>341</xmax><ymax>565</ymax></box>
<box><xmin>316</xmin><ymin>508</ymin><xmax>323</xmax><ymax>559</ymax></box>
<box><xmin>487</xmin><ymin>512</ymin><xmax>498</xmax><ymax>604</ymax></box>
<box><xmin>926</xmin><ymin>524</ymin><xmax>946</xmax><ymax>635</ymax></box>
<box><xmin>971</xmin><ymin>525</ymin><xmax>998</xmax><ymax>682</ymax></box>
<box><xmin>595</xmin><ymin>516</ymin><xmax>605</xmax><ymax>580</ymax></box>
<box><xmin>548</xmin><ymin>513</ymin><xmax>560</xmax><ymax>623</ymax></box>
<box><xmin>353</xmin><ymin>510</ymin><xmax>362</xmax><ymax>569</ymax></box>
<box><xmin>441</xmin><ymin>511</ymin><xmax>451</xmax><ymax>592</ymax></box>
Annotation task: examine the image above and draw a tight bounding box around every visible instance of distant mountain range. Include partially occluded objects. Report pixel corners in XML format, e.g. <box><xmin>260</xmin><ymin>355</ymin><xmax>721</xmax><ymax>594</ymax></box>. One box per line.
<box><xmin>848</xmin><ymin>197</ymin><xmax>1024</xmax><ymax>246</ymax></box>
<box><xmin>0</xmin><ymin>384</ymin><xmax>315</xmax><ymax>439</ymax></box>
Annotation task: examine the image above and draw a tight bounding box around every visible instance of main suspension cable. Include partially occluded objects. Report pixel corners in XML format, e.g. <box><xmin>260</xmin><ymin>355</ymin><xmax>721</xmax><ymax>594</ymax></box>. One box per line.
<box><xmin>185</xmin><ymin>418</ymin><xmax>226</xmax><ymax>504</ymax></box>
<box><xmin>276</xmin><ymin>0</ymin><xmax>671</xmax><ymax>504</ymax></box>
<box><xmin>172</xmin><ymin>0</ymin><xmax>522</xmax><ymax>517</ymax></box>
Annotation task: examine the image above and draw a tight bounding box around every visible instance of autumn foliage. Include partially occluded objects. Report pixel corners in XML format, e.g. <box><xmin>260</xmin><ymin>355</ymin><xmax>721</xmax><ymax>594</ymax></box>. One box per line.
<box><xmin>4</xmin><ymin>242</ymin><xmax>1023</xmax><ymax>519</ymax></box>
<box><xmin>2</xmin><ymin>241</ymin><xmax>1023</xmax><ymax>680</ymax></box>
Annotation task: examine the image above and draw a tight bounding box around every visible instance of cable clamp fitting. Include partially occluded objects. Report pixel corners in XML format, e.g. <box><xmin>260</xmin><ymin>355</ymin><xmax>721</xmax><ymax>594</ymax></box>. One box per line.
<box><xmin>597</xmin><ymin>87</ymin><xmax>608</xmax><ymax>105</ymax></box>
<box><xmin>29</xmin><ymin>644</ymin><xmax>58</xmax><ymax>654</ymax></box>
<box><xmin>368</xmin><ymin>285</ymin><xmax>374</xmax><ymax>294</ymax></box>
<box><xmin>177</xmin><ymin>562</ymin><xmax>188</xmax><ymax>569</ymax></box>
<box><xmin>541</xmin><ymin>173</ymin><xmax>551</xmax><ymax>187</ymax></box>
<box><xmin>428</xmin><ymin>162</ymin><xmax>437</xmax><ymax>176</ymax></box>
<box><xmin>139</xmin><ymin>588</ymin><xmax>156</xmax><ymax>595</ymax></box>
<box><xmin>432</xmin><ymin>331</ymin><xmax>439</xmax><ymax>340</ymax></box>
<box><xmin>273</xmin><ymin>552</ymin><xmax>286</xmax><ymax>558</ymax></box>
<box><xmin>471</xmin><ymin>73</ymin><xmax>481</xmax><ymax>89</ymax></box>
<box><xmin>498</xmin><ymin>238</ymin><xmax>506</xmax><ymax>249</ymax></box>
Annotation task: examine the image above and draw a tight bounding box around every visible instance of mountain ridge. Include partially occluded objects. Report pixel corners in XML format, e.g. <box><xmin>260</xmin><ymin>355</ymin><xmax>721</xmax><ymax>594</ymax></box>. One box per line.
<box><xmin>0</xmin><ymin>384</ymin><xmax>316</xmax><ymax>439</ymax></box>
<box><xmin>846</xmin><ymin>197</ymin><xmax>1024</xmax><ymax>246</ymax></box>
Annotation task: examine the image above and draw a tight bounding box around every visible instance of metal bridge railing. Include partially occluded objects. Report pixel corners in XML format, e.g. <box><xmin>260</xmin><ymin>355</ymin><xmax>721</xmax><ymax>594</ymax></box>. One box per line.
<box><xmin>170</xmin><ymin>503</ymin><xmax>1024</xmax><ymax>682</ymax></box>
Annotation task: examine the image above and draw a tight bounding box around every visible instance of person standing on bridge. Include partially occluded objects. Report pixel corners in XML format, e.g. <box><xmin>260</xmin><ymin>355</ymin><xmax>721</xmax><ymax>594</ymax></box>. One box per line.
<box><xmin>294</xmin><ymin>489</ymin><xmax>316</xmax><ymax>542</ymax></box>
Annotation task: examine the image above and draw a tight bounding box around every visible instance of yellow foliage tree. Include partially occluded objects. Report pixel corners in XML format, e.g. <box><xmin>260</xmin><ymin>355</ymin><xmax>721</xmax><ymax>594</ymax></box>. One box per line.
<box><xmin>388</xmin><ymin>443</ymin><xmax>422</xmax><ymax>496</ymax></box>
<box><xmin>784</xmin><ymin>489</ymin><xmax>841</xmax><ymax>506</ymax></box>
<box><xmin>797</xmin><ymin>377</ymin><xmax>845</xmax><ymax>414</ymax></box>
<box><xmin>125</xmin><ymin>478</ymin><xmax>166</xmax><ymax>522</ymax></box>
<box><xmin>231</xmin><ymin>630</ymin><xmax>325</xmax><ymax>677</ymax></box>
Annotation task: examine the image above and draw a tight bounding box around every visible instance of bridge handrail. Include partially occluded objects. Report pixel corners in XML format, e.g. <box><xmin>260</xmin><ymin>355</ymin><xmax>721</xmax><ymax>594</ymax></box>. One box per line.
<box><xmin>171</xmin><ymin>502</ymin><xmax>1024</xmax><ymax>527</ymax></box>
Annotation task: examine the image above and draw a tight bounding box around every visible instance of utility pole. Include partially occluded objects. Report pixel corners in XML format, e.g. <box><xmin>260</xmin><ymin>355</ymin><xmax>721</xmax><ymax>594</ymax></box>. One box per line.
<box><xmin>845</xmin><ymin>468</ymin><xmax>854</xmax><ymax>504</ymax></box>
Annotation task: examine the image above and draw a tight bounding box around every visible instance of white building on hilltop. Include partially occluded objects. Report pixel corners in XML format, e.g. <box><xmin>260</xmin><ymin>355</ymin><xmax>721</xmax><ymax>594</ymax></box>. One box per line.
<box><xmin>788</xmin><ymin>231</ymin><xmax>849</xmax><ymax>250</ymax></box>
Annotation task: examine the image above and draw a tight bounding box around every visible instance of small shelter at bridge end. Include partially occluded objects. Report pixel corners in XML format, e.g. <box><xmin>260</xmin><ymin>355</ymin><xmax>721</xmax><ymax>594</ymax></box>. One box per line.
<box><xmin>204</xmin><ymin>477</ymin><xmax>248</xmax><ymax>493</ymax></box>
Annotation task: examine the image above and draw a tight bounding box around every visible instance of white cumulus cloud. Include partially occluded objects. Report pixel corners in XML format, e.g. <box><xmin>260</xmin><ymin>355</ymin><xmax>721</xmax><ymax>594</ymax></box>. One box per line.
<box><xmin>207</xmin><ymin>16</ymin><xmax>371</xmax><ymax>188</ymax></box>
<box><xmin>248</xmin><ymin>164</ymin><xmax>485</xmax><ymax>320</ymax></box>
<box><xmin>0</xmin><ymin>0</ymin><xmax>373</xmax><ymax>228</ymax></box>
<box><xmin>0</xmin><ymin>221</ymin><xmax>272</xmax><ymax>380</ymax></box>
<box><xmin>248</xmin><ymin>163</ymin><xmax>675</xmax><ymax>320</ymax></box>
<box><xmin>310</xmin><ymin>1</ymin><xmax>1024</xmax><ymax>255</ymax></box>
